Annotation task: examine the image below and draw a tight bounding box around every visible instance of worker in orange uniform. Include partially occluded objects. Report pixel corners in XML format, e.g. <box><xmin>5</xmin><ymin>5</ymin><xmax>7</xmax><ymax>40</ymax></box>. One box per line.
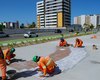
<box><xmin>33</xmin><ymin>56</ymin><xmax>57</xmax><ymax>77</ymax></box>
<box><xmin>3</xmin><ymin>48</ymin><xmax>16</xmax><ymax>64</ymax></box>
<box><xmin>59</xmin><ymin>38</ymin><xmax>71</xmax><ymax>47</ymax></box>
<box><xmin>91</xmin><ymin>35</ymin><xmax>97</xmax><ymax>39</ymax></box>
<box><xmin>74</xmin><ymin>38</ymin><xmax>83</xmax><ymax>48</ymax></box>
<box><xmin>0</xmin><ymin>47</ymin><xmax>7</xmax><ymax>80</ymax></box>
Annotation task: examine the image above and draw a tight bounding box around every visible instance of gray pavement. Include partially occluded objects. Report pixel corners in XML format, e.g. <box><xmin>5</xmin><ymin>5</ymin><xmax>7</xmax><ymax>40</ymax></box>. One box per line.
<box><xmin>0</xmin><ymin>32</ymin><xmax>100</xmax><ymax>80</ymax></box>
<box><xmin>15</xmin><ymin>41</ymin><xmax>58</xmax><ymax>61</ymax></box>
<box><xmin>47</xmin><ymin>32</ymin><xmax>100</xmax><ymax>80</ymax></box>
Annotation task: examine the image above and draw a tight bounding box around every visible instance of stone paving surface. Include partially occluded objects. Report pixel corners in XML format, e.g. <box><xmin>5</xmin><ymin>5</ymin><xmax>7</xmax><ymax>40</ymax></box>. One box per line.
<box><xmin>9</xmin><ymin>47</ymin><xmax>71</xmax><ymax>70</ymax></box>
<box><xmin>0</xmin><ymin>32</ymin><xmax>100</xmax><ymax>80</ymax></box>
<box><xmin>9</xmin><ymin>47</ymin><xmax>87</xmax><ymax>80</ymax></box>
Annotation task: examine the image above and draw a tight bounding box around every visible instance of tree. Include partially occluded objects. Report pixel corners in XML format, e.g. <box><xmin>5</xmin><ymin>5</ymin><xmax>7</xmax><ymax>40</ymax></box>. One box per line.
<box><xmin>20</xmin><ymin>23</ymin><xmax>24</xmax><ymax>29</ymax></box>
<box><xmin>28</xmin><ymin>22</ymin><xmax>36</xmax><ymax>28</ymax></box>
<box><xmin>0</xmin><ymin>24</ymin><xmax>5</xmax><ymax>31</ymax></box>
<box><xmin>90</xmin><ymin>24</ymin><xmax>94</xmax><ymax>30</ymax></box>
<box><xmin>83</xmin><ymin>23</ymin><xmax>90</xmax><ymax>32</ymax></box>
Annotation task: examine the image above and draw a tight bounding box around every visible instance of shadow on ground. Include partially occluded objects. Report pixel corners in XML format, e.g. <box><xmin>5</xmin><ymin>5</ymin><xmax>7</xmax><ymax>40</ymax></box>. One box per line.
<box><xmin>90</xmin><ymin>60</ymin><xmax>100</xmax><ymax>64</ymax></box>
<box><xmin>11</xmin><ymin>69</ymin><xmax>38</xmax><ymax>79</ymax></box>
<box><xmin>10</xmin><ymin>67</ymin><xmax>61</xmax><ymax>80</ymax></box>
<box><xmin>0</xmin><ymin>77</ymin><xmax>10</xmax><ymax>80</ymax></box>
<box><xmin>48</xmin><ymin>66</ymin><xmax>61</xmax><ymax>77</ymax></box>
<box><xmin>10</xmin><ymin>58</ymin><xmax>26</xmax><ymax>63</ymax></box>
<box><xmin>79</xmin><ymin>46</ymin><xmax>85</xmax><ymax>48</ymax></box>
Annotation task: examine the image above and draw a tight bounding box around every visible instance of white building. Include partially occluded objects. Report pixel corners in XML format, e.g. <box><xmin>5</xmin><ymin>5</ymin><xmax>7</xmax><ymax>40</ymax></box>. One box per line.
<box><xmin>74</xmin><ymin>14</ymin><xmax>100</xmax><ymax>28</ymax></box>
<box><xmin>37</xmin><ymin>0</ymin><xmax>71</xmax><ymax>28</ymax></box>
<box><xmin>0</xmin><ymin>21</ymin><xmax>19</xmax><ymax>29</ymax></box>
<box><xmin>80</xmin><ymin>15</ymin><xmax>86</xmax><ymax>27</ymax></box>
<box><xmin>37</xmin><ymin>1</ymin><xmax>44</xmax><ymax>28</ymax></box>
<box><xmin>90</xmin><ymin>15</ymin><xmax>97</xmax><ymax>28</ymax></box>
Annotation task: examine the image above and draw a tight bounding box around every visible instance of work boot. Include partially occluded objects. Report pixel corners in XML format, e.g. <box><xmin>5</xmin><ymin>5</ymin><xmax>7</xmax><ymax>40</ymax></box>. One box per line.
<box><xmin>2</xmin><ymin>76</ymin><xmax>7</xmax><ymax>80</ymax></box>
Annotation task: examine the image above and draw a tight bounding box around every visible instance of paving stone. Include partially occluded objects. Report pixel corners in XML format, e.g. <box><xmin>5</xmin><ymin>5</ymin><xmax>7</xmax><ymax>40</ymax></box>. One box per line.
<box><xmin>9</xmin><ymin>47</ymin><xmax>71</xmax><ymax>70</ymax></box>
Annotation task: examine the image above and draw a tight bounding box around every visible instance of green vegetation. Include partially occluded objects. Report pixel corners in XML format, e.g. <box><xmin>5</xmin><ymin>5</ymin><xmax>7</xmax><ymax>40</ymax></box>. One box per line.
<box><xmin>83</xmin><ymin>23</ymin><xmax>95</xmax><ymax>32</ymax></box>
<box><xmin>0</xmin><ymin>24</ymin><xmax>5</xmax><ymax>31</ymax></box>
<box><xmin>90</xmin><ymin>24</ymin><xmax>94</xmax><ymax>30</ymax></box>
<box><xmin>20</xmin><ymin>23</ymin><xmax>25</xmax><ymax>28</ymax></box>
<box><xmin>28</xmin><ymin>22</ymin><xmax>36</xmax><ymax>28</ymax></box>
<box><xmin>0</xmin><ymin>31</ymin><xmax>94</xmax><ymax>48</ymax></box>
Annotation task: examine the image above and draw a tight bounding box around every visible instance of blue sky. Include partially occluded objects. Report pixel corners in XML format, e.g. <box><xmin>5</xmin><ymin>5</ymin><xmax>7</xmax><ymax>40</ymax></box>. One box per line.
<box><xmin>0</xmin><ymin>0</ymin><xmax>100</xmax><ymax>24</ymax></box>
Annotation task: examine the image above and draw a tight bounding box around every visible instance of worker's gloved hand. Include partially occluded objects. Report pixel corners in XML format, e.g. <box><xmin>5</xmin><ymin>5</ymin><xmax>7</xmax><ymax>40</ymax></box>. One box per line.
<box><xmin>37</xmin><ymin>68</ymin><xmax>41</xmax><ymax>71</ymax></box>
<box><xmin>6</xmin><ymin>60</ymin><xmax>10</xmax><ymax>65</ymax></box>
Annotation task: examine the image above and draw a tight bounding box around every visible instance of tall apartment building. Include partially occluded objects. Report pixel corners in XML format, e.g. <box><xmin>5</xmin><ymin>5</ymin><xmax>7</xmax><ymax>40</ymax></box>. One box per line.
<box><xmin>37</xmin><ymin>1</ymin><xmax>44</xmax><ymax>28</ymax></box>
<box><xmin>37</xmin><ymin>0</ymin><xmax>71</xmax><ymax>28</ymax></box>
<box><xmin>74</xmin><ymin>15</ymin><xmax>100</xmax><ymax>28</ymax></box>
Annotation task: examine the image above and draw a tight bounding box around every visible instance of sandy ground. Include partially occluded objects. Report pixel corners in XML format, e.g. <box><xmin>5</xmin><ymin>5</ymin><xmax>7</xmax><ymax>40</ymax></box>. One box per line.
<box><xmin>0</xmin><ymin>32</ymin><xmax>100</xmax><ymax>80</ymax></box>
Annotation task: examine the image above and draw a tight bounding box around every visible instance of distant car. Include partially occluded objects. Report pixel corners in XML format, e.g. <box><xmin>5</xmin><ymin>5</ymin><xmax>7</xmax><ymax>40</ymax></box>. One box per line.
<box><xmin>24</xmin><ymin>31</ymin><xmax>38</xmax><ymax>38</ymax></box>
<box><xmin>55</xmin><ymin>29</ymin><xmax>62</xmax><ymax>33</ymax></box>
<box><xmin>0</xmin><ymin>31</ymin><xmax>9</xmax><ymax>38</ymax></box>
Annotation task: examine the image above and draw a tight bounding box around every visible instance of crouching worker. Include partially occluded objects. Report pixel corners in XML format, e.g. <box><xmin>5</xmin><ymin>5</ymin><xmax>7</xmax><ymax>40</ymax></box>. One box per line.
<box><xmin>0</xmin><ymin>47</ymin><xmax>7</xmax><ymax>80</ymax></box>
<box><xmin>74</xmin><ymin>38</ymin><xmax>83</xmax><ymax>48</ymax></box>
<box><xmin>3</xmin><ymin>48</ymin><xmax>16</xmax><ymax>64</ymax></box>
<box><xmin>91</xmin><ymin>35</ymin><xmax>97</xmax><ymax>39</ymax></box>
<box><xmin>59</xmin><ymin>38</ymin><xmax>71</xmax><ymax>47</ymax></box>
<box><xmin>33</xmin><ymin>56</ymin><xmax>57</xmax><ymax>77</ymax></box>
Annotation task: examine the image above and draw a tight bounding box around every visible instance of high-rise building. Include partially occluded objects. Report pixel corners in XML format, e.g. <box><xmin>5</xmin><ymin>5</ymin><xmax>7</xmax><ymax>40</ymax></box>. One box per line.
<box><xmin>37</xmin><ymin>0</ymin><xmax>71</xmax><ymax>28</ymax></box>
<box><xmin>37</xmin><ymin>1</ymin><xmax>44</xmax><ymax>28</ymax></box>
<box><xmin>74</xmin><ymin>15</ymin><xmax>100</xmax><ymax>28</ymax></box>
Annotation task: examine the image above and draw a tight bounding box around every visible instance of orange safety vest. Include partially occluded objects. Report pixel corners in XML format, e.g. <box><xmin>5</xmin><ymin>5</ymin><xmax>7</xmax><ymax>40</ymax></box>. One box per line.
<box><xmin>3</xmin><ymin>48</ymin><xmax>10</xmax><ymax>59</ymax></box>
<box><xmin>38</xmin><ymin>56</ymin><xmax>56</xmax><ymax>75</ymax></box>
<box><xmin>0</xmin><ymin>48</ymin><xmax>6</xmax><ymax>79</ymax></box>
<box><xmin>91</xmin><ymin>35</ymin><xmax>97</xmax><ymax>39</ymax></box>
<box><xmin>0</xmin><ymin>48</ymin><xmax>4</xmax><ymax>59</ymax></box>
<box><xmin>59</xmin><ymin>40</ymin><xmax>67</xmax><ymax>47</ymax></box>
<box><xmin>75</xmin><ymin>39</ymin><xmax>83</xmax><ymax>47</ymax></box>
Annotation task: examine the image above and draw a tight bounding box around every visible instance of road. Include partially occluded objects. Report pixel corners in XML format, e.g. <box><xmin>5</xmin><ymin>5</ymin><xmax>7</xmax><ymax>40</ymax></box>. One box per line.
<box><xmin>0</xmin><ymin>32</ymin><xmax>63</xmax><ymax>41</ymax></box>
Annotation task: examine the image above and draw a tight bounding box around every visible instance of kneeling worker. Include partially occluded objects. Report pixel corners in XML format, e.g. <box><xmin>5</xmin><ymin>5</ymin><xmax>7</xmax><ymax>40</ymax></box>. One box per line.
<box><xmin>3</xmin><ymin>48</ymin><xmax>16</xmax><ymax>63</ymax></box>
<box><xmin>33</xmin><ymin>56</ymin><xmax>57</xmax><ymax>77</ymax></box>
<box><xmin>74</xmin><ymin>38</ymin><xmax>83</xmax><ymax>48</ymax></box>
<box><xmin>59</xmin><ymin>38</ymin><xmax>71</xmax><ymax>47</ymax></box>
<box><xmin>0</xmin><ymin>47</ymin><xmax>7</xmax><ymax>80</ymax></box>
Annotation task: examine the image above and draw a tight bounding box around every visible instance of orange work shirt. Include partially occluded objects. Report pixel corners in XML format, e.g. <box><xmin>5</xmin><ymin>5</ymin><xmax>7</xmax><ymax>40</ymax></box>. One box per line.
<box><xmin>59</xmin><ymin>40</ymin><xmax>67</xmax><ymax>47</ymax></box>
<box><xmin>75</xmin><ymin>39</ymin><xmax>83</xmax><ymax>47</ymax></box>
<box><xmin>37</xmin><ymin>56</ymin><xmax>56</xmax><ymax>76</ymax></box>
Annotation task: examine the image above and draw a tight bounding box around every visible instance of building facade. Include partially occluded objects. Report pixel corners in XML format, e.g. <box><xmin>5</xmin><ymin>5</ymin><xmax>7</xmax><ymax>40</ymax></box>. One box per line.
<box><xmin>74</xmin><ymin>15</ymin><xmax>100</xmax><ymax>28</ymax></box>
<box><xmin>0</xmin><ymin>21</ymin><xmax>19</xmax><ymax>29</ymax></box>
<box><xmin>37</xmin><ymin>0</ymin><xmax>71</xmax><ymax>28</ymax></box>
<box><xmin>37</xmin><ymin>1</ymin><xmax>45</xmax><ymax>28</ymax></box>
